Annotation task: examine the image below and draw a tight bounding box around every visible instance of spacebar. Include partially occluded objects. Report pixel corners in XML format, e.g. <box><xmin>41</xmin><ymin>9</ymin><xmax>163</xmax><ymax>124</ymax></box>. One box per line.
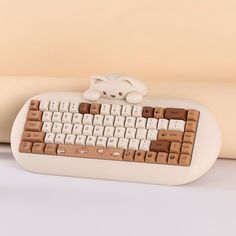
<box><xmin>57</xmin><ymin>144</ymin><xmax>124</xmax><ymax>161</ymax></box>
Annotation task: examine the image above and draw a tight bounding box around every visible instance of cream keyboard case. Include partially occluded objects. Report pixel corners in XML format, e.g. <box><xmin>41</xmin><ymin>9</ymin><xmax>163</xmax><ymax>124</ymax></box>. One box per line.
<box><xmin>11</xmin><ymin>91</ymin><xmax>221</xmax><ymax>185</ymax></box>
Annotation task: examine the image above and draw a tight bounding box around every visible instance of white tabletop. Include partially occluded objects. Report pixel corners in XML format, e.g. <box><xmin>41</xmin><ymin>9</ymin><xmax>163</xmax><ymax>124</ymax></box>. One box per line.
<box><xmin>0</xmin><ymin>144</ymin><xmax>236</xmax><ymax>236</ymax></box>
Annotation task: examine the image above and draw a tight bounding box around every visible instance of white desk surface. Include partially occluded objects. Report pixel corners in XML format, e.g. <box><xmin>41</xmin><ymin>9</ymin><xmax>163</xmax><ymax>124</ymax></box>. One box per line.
<box><xmin>0</xmin><ymin>144</ymin><xmax>236</xmax><ymax>236</ymax></box>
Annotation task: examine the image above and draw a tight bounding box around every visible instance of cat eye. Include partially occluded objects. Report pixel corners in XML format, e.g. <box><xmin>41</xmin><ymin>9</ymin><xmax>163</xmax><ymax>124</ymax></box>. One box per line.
<box><xmin>119</xmin><ymin>92</ymin><xmax>123</xmax><ymax>96</ymax></box>
<box><xmin>103</xmin><ymin>91</ymin><xmax>107</xmax><ymax>95</ymax></box>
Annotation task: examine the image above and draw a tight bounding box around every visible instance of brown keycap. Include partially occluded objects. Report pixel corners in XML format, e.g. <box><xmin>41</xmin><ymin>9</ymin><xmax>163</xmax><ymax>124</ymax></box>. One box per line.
<box><xmin>165</xmin><ymin>108</ymin><xmax>187</xmax><ymax>120</ymax></box>
<box><xmin>185</xmin><ymin>121</ymin><xmax>197</xmax><ymax>132</ymax></box>
<box><xmin>90</xmin><ymin>103</ymin><xmax>101</xmax><ymax>115</ymax></box>
<box><xmin>142</xmin><ymin>107</ymin><xmax>154</xmax><ymax>118</ymax></box>
<box><xmin>145</xmin><ymin>151</ymin><xmax>157</xmax><ymax>163</ymax></box>
<box><xmin>57</xmin><ymin>145</ymin><xmax>124</xmax><ymax>161</ymax></box>
<box><xmin>123</xmin><ymin>149</ymin><xmax>135</xmax><ymax>161</ymax></box>
<box><xmin>158</xmin><ymin>130</ymin><xmax>183</xmax><ymax>142</ymax></box>
<box><xmin>32</xmin><ymin>143</ymin><xmax>45</xmax><ymax>154</ymax></box>
<box><xmin>156</xmin><ymin>152</ymin><xmax>168</xmax><ymax>164</ymax></box>
<box><xmin>150</xmin><ymin>140</ymin><xmax>170</xmax><ymax>153</ymax></box>
<box><xmin>79</xmin><ymin>103</ymin><xmax>91</xmax><ymax>114</ymax></box>
<box><xmin>170</xmin><ymin>142</ymin><xmax>181</xmax><ymax>154</ymax></box>
<box><xmin>154</xmin><ymin>107</ymin><xmax>165</xmax><ymax>119</ymax></box>
<box><xmin>45</xmin><ymin>144</ymin><xmax>58</xmax><ymax>155</ymax></box>
<box><xmin>22</xmin><ymin>131</ymin><xmax>45</xmax><ymax>143</ymax></box>
<box><xmin>19</xmin><ymin>142</ymin><xmax>33</xmax><ymax>153</ymax></box>
<box><xmin>27</xmin><ymin>110</ymin><xmax>43</xmax><ymax>121</ymax></box>
<box><xmin>167</xmin><ymin>153</ymin><xmax>179</xmax><ymax>165</ymax></box>
<box><xmin>134</xmin><ymin>151</ymin><xmax>146</xmax><ymax>162</ymax></box>
<box><xmin>183</xmin><ymin>132</ymin><xmax>195</xmax><ymax>144</ymax></box>
<box><xmin>179</xmin><ymin>154</ymin><xmax>192</xmax><ymax>166</ymax></box>
<box><xmin>24</xmin><ymin>121</ymin><xmax>42</xmax><ymax>132</ymax></box>
<box><xmin>29</xmin><ymin>100</ymin><xmax>40</xmax><ymax>110</ymax></box>
<box><xmin>187</xmin><ymin>109</ymin><xmax>200</xmax><ymax>121</ymax></box>
<box><xmin>181</xmin><ymin>143</ymin><xmax>193</xmax><ymax>155</ymax></box>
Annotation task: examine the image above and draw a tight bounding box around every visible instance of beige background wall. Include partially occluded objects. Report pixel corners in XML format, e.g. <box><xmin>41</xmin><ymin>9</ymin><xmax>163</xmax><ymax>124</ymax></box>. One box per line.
<box><xmin>0</xmin><ymin>0</ymin><xmax>236</xmax><ymax>81</ymax></box>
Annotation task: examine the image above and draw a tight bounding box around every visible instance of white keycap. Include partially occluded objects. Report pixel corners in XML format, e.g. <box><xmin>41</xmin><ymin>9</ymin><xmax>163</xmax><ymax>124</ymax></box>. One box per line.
<box><xmin>104</xmin><ymin>115</ymin><xmax>114</xmax><ymax>126</ymax></box>
<box><xmin>168</xmin><ymin>119</ymin><xmax>186</xmax><ymax>132</ymax></box>
<box><xmin>62</xmin><ymin>112</ymin><xmax>73</xmax><ymax>123</ymax></box>
<box><xmin>117</xmin><ymin>138</ymin><xmax>129</xmax><ymax>149</ymax></box>
<box><xmin>83</xmin><ymin>114</ymin><xmax>93</xmax><ymax>125</ymax></box>
<box><xmin>100</xmin><ymin>104</ymin><xmax>111</xmax><ymax>115</ymax></box>
<box><xmin>136</xmin><ymin>128</ymin><xmax>147</xmax><ymax>140</ymax></box>
<box><xmin>107</xmin><ymin>137</ymin><xmax>118</xmax><ymax>148</ymax></box>
<box><xmin>114</xmin><ymin>116</ymin><xmax>125</xmax><ymax>127</ymax></box>
<box><xmin>132</xmin><ymin>106</ymin><xmax>143</xmax><ymax>117</ymax></box>
<box><xmin>93</xmin><ymin>126</ymin><xmax>104</xmax><ymax>136</ymax></box>
<box><xmin>45</xmin><ymin>133</ymin><xmax>55</xmax><ymax>144</ymax></box>
<box><xmin>111</xmin><ymin>105</ymin><xmax>122</xmax><ymax>116</ymax></box>
<box><xmin>125</xmin><ymin>117</ymin><xmax>136</xmax><ymax>128</ymax></box>
<box><xmin>129</xmin><ymin>139</ymin><xmax>140</xmax><ymax>150</ymax></box>
<box><xmin>122</xmin><ymin>105</ymin><xmax>132</xmax><ymax>117</ymax></box>
<box><xmin>125</xmin><ymin>128</ymin><xmax>136</xmax><ymax>139</ymax></box>
<box><xmin>72</xmin><ymin>113</ymin><xmax>83</xmax><ymax>124</ymax></box>
<box><xmin>75</xmin><ymin>135</ymin><xmax>86</xmax><ymax>145</ymax></box>
<box><xmin>86</xmin><ymin>136</ymin><xmax>97</xmax><ymax>146</ymax></box>
<box><xmin>42</xmin><ymin>122</ymin><xmax>52</xmax><ymax>133</ymax></box>
<box><xmin>59</xmin><ymin>101</ymin><xmax>69</xmax><ymax>112</ymax></box>
<box><xmin>93</xmin><ymin>115</ymin><xmax>104</xmax><ymax>126</ymax></box>
<box><xmin>52</xmin><ymin>112</ymin><xmax>62</xmax><ymax>123</ymax></box>
<box><xmin>42</xmin><ymin>111</ymin><xmax>52</xmax><ymax>122</ymax></box>
<box><xmin>52</xmin><ymin>123</ymin><xmax>63</xmax><ymax>134</ymax></box>
<box><xmin>157</xmin><ymin>119</ymin><xmax>169</xmax><ymax>130</ymax></box>
<box><xmin>139</xmin><ymin>140</ymin><xmax>151</xmax><ymax>151</ymax></box>
<box><xmin>146</xmin><ymin>118</ymin><xmax>158</xmax><ymax>130</ymax></box>
<box><xmin>136</xmin><ymin>117</ymin><xmax>147</xmax><ymax>129</ymax></box>
<box><xmin>65</xmin><ymin>134</ymin><xmax>76</xmax><ymax>144</ymax></box>
<box><xmin>39</xmin><ymin>100</ymin><xmax>49</xmax><ymax>111</ymax></box>
<box><xmin>114</xmin><ymin>127</ymin><xmax>126</xmax><ymax>138</ymax></box>
<box><xmin>49</xmin><ymin>101</ymin><xmax>60</xmax><ymax>112</ymax></box>
<box><xmin>69</xmin><ymin>102</ymin><xmax>79</xmax><ymax>113</ymax></box>
<box><xmin>104</xmin><ymin>127</ymin><xmax>115</xmax><ymax>137</ymax></box>
<box><xmin>147</xmin><ymin>129</ymin><xmax>158</xmax><ymax>140</ymax></box>
<box><xmin>83</xmin><ymin>125</ymin><xmax>94</xmax><ymax>136</ymax></box>
<box><xmin>96</xmin><ymin>137</ymin><xmax>108</xmax><ymax>147</ymax></box>
<box><xmin>55</xmin><ymin>134</ymin><xmax>66</xmax><ymax>144</ymax></box>
<box><xmin>72</xmin><ymin>124</ymin><xmax>83</xmax><ymax>135</ymax></box>
<box><xmin>62</xmin><ymin>124</ymin><xmax>73</xmax><ymax>134</ymax></box>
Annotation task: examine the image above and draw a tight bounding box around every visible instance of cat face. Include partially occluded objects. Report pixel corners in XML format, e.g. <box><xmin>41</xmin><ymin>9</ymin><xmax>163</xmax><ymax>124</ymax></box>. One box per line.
<box><xmin>91</xmin><ymin>75</ymin><xmax>136</xmax><ymax>100</ymax></box>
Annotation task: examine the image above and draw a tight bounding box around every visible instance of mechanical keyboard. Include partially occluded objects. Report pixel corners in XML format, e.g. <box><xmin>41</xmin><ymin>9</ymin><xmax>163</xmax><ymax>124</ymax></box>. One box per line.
<box><xmin>11</xmin><ymin>92</ymin><xmax>221</xmax><ymax>185</ymax></box>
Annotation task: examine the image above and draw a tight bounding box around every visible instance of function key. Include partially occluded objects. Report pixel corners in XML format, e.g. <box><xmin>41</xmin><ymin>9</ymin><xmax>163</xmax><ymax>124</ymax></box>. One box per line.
<box><xmin>79</xmin><ymin>103</ymin><xmax>91</xmax><ymax>114</ymax></box>
<box><xmin>29</xmin><ymin>100</ymin><xmax>40</xmax><ymax>110</ymax></box>
<box><xmin>165</xmin><ymin>108</ymin><xmax>187</xmax><ymax>121</ymax></box>
<box><xmin>142</xmin><ymin>107</ymin><xmax>154</xmax><ymax>118</ymax></box>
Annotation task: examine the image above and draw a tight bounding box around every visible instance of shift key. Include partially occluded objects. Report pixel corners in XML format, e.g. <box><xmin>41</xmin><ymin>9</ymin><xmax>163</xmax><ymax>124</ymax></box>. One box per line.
<box><xmin>22</xmin><ymin>131</ymin><xmax>45</xmax><ymax>143</ymax></box>
<box><xmin>158</xmin><ymin>130</ymin><xmax>183</xmax><ymax>142</ymax></box>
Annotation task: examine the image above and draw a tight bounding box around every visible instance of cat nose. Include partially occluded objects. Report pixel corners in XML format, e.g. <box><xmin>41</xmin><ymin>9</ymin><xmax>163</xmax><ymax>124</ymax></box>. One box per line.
<box><xmin>111</xmin><ymin>95</ymin><xmax>116</xmax><ymax>98</ymax></box>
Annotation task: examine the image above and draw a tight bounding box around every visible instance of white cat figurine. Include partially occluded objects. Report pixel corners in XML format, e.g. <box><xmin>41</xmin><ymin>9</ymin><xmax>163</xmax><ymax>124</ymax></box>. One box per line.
<box><xmin>83</xmin><ymin>74</ymin><xmax>147</xmax><ymax>104</ymax></box>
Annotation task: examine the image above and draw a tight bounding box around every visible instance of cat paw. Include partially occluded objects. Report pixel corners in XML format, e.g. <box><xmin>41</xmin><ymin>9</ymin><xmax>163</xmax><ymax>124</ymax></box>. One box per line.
<box><xmin>126</xmin><ymin>92</ymin><xmax>144</xmax><ymax>104</ymax></box>
<box><xmin>83</xmin><ymin>90</ymin><xmax>100</xmax><ymax>102</ymax></box>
